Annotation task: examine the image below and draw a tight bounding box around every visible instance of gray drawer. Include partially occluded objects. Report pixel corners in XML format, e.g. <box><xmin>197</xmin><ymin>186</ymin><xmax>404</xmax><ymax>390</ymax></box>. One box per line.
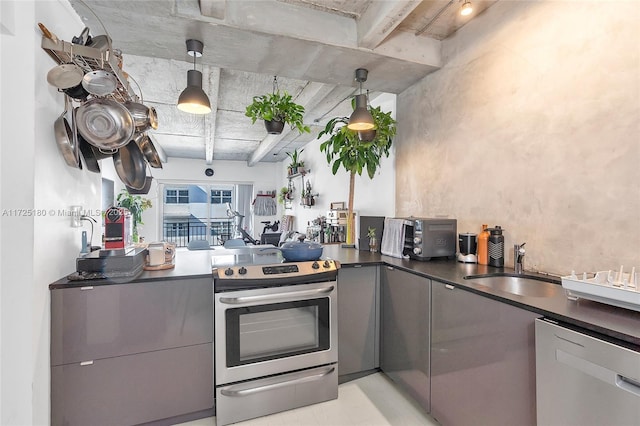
<box><xmin>51</xmin><ymin>343</ymin><xmax>213</xmax><ymax>426</ymax></box>
<box><xmin>51</xmin><ymin>278</ymin><xmax>212</xmax><ymax>365</ymax></box>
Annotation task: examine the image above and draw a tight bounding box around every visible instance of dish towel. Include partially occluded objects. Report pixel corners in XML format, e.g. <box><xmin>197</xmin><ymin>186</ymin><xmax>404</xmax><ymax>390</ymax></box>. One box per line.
<box><xmin>381</xmin><ymin>218</ymin><xmax>411</xmax><ymax>259</ymax></box>
<box><xmin>253</xmin><ymin>195</ymin><xmax>277</xmax><ymax>216</ymax></box>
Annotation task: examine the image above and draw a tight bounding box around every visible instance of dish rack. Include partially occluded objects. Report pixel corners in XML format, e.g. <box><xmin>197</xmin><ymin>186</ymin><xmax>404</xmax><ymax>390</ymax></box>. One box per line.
<box><xmin>561</xmin><ymin>267</ymin><xmax>640</xmax><ymax>312</ymax></box>
<box><xmin>41</xmin><ymin>36</ymin><xmax>138</xmax><ymax>104</ymax></box>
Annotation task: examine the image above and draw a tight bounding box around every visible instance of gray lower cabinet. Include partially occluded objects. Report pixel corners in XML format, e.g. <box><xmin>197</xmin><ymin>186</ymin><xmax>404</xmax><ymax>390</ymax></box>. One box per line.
<box><xmin>430</xmin><ymin>281</ymin><xmax>538</xmax><ymax>426</ymax></box>
<box><xmin>338</xmin><ymin>265</ymin><xmax>379</xmax><ymax>378</ymax></box>
<box><xmin>380</xmin><ymin>266</ymin><xmax>430</xmax><ymax>412</ymax></box>
<box><xmin>50</xmin><ymin>277</ymin><xmax>214</xmax><ymax>426</ymax></box>
<box><xmin>51</xmin><ymin>343</ymin><xmax>213</xmax><ymax>426</ymax></box>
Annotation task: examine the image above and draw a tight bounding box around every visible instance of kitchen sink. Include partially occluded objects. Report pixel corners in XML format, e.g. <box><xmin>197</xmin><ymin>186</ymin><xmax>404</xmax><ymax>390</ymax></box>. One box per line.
<box><xmin>463</xmin><ymin>273</ymin><xmax>562</xmax><ymax>298</ymax></box>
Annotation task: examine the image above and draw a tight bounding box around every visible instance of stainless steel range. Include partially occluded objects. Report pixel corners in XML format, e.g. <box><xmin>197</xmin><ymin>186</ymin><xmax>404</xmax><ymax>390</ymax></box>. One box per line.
<box><xmin>212</xmin><ymin>247</ymin><xmax>339</xmax><ymax>426</ymax></box>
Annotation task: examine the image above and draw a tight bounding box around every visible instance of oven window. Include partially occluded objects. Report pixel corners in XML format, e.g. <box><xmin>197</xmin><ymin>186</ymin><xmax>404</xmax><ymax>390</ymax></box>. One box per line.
<box><xmin>226</xmin><ymin>298</ymin><xmax>330</xmax><ymax>367</ymax></box>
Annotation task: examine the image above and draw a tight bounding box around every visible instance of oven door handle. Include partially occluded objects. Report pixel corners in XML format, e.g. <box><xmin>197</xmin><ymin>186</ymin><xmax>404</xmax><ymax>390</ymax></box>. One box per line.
<box><xmin>220</xmin><ymin>366</ymin><xmax>335</xmax><ymax>397</ymax></box>
<box><xmin>218</xmin><ymin>285</ymin><xmax>335</xmax><ymax>305</ymax></box>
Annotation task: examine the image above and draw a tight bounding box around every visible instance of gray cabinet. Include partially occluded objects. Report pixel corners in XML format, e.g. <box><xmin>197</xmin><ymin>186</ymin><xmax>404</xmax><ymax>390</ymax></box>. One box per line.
<box><xmin>51</xmin><ymin>343</ymin><xmax>212</xmax><ymax>426</ymax></box>
<box><xmin>50</xmin><ymin>277</ymin><xmax>214</xmax><ymax>426</ymax></box>
<box><xmin>430</xmin><ymin>281</ymin><xmax>538</xmax><ymax>426</ymax></box>
<box><xmin>338</xmin><ymin>265</ymin><xmax>379</xmax><ymax>378</ymax></box>
<box><xmin>380</xmin><ymin>266</ymin><xmax>430</xmax><ymax>412</ymax></box>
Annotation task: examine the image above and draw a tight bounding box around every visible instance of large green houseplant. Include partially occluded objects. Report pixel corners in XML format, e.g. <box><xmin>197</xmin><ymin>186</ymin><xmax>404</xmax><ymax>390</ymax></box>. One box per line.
<box><xmin>318</xmin><ymin>105</ymin><xmax>396</xmax><ymax>245</ymax></box>
<box><xmin>245</xmin><ymin>90</ymin><xmax>311</xmax><ymax>135</ymax></box>
<box><xmin>116</xmin><ymin>189</ymin><xmax>152</xmax><ymax>242</ymax></box>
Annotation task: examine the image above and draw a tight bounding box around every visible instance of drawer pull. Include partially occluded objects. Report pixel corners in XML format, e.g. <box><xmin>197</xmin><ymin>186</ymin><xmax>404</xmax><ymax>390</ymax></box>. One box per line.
<box><xmin>80</xmin><ymin>286</ymin><xmax>94</xmax><ymax>291</ymax></box>
<box><xmin>80</xmin><ymin>361</ymin><xmax>94</xmax><ymax>366</ymax></box>
<box><xmin>220</xmin><ymin>366</ymin><xmax>335</xmax><ymax>397</ymax></box>
<box><xmin>445</xmin><ymin>284</ymin><xmax>455</xmax><ymax>290</ymax></box>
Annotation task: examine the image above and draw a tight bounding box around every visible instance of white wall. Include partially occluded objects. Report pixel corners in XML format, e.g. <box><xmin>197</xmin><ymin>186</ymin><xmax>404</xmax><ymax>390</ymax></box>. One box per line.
<box><xmin>284</xmin><ymin>93</ymin><xmax>397</xmax><ymax>243</ymax></box>
<box><xmin>139</xmin><ymin>158</ymin><xmax>283</xmax><ymax>242</ymax></box>
<box><xmin>1</xmin><ymin>1</ymin><xmax>101</xmax><ymax>424</ymax></box>
<box><xmin>396</xmin><ymin>0</ymin><xmax>640</xmax><ymax>274</ymax></box>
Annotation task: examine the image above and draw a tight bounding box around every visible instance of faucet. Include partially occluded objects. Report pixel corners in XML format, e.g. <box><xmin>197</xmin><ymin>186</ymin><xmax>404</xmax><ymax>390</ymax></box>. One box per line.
<box><xmin>514</xmin><ymin>242</ymin><xmax>526</xmax><ymax>274</ymax></box>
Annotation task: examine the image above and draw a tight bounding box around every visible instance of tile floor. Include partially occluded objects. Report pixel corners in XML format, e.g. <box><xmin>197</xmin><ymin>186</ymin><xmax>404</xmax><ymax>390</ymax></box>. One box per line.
<box><xmin>179</xmin><ymin>373</ymin><xmax>439</xmax><ymax>426</ymax></box>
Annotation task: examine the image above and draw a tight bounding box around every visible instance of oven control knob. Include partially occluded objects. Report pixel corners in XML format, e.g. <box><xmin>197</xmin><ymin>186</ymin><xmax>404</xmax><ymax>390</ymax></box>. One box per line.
<box><xmin>413</xmin><ymin>247</ymin><xmax>422</xmax><ymax>255</ymax></box>
<box><xmin>312</xmin><ymin>261</ymin><xmax>320</xmax><ymax>269</ymax></box>
<box><xmin>238</xmin><ymin>267</ymin><xmax>247</xmax><ymax>275</ymax></box>
<box><xmin>224</xmin><ymin>268</ymin><xmax>234</xmax><ymax>276</ymax></box>
<box><xmin>323</xmin><ymin>260</ymin><xmax>331</xmax><ymax>268</ymax></box>
<box><xmin>414</xmin><ymin>237</ymin><xmax>422</xmax><ymax>244</ymax></box>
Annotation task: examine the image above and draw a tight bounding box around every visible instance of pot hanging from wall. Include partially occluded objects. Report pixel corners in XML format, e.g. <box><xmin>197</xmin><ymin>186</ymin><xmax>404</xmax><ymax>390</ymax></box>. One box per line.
<box><xmin>76</xmin><ymin>98</ymin><xmax>135</xmax><ymax>150</ymax></box>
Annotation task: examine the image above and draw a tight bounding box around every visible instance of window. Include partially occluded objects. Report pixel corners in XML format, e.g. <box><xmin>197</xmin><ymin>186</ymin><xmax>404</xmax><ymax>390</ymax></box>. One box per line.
<box><xmin>166</xmin><ymin>189</ymin><xmax>189</xmax><ymax>204</ymax></box>
<box><xmin>160</xmin><ymin>183</ymin><xmax>251</xmax><ymax>248</ymax></box>
<box><xmin>211</xmin><ymin>189</ymin><xmax>232</xmax><ymax>204</ymax></box>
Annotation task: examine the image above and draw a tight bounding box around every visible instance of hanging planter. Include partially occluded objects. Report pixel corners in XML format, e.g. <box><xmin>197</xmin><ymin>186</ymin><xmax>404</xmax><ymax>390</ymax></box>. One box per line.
<box><xmin>264</xmin><ymin>119</ymin><xmax>285</xmax><ymax>135</ymax></box>
<box><xmin>245</xmin><ymin>76</ymin><xmax>311</xmax><ymax>135</ymax></box>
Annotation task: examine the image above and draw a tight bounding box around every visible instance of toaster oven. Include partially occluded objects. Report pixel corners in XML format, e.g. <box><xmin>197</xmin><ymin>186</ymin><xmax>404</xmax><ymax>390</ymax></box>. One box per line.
<box><xmin>402</xmin><ymin>218</ymin><xmax>457</xmax><ymax>261</ymax></box>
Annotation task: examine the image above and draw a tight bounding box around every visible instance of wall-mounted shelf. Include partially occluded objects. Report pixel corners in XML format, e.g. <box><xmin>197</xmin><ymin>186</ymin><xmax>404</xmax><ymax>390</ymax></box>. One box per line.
<box><xmin>286</xmin><ymin>169</ymin><xmax>310</xmax><ymax>179</ymax></box>
<box><xmin>287</xmin><ymin>170</ymin><xmax>318</xmax><ymax>208</ymax></box>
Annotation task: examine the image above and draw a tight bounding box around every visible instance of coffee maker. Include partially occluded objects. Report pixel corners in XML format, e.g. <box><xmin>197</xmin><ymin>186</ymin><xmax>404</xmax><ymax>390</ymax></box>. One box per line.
<box><xmin>457</xmin><ymin>233</ymin><xmax>478</xmax><ymax>263</ymax></box>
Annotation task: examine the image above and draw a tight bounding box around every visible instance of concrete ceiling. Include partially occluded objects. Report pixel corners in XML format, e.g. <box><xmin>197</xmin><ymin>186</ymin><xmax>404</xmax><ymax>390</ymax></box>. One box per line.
<box><xmin>69</xmin><ymin>0</ymin><xmax>497</xmax><ymax>165</ymax></box>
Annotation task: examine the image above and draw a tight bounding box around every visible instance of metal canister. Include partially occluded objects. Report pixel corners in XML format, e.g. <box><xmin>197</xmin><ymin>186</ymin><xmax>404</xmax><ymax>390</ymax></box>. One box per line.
<box><xmin>487</xmin><ymin>226</ymin><xmax>505</xmax><ymax>267</ymax></box>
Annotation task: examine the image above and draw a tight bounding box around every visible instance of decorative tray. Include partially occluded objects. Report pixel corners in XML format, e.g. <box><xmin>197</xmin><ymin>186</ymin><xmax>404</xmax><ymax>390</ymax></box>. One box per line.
<box><xmin>561</xmin><ymin>267</ymin><xmax>640</xmax><ymax>312</ymax></box>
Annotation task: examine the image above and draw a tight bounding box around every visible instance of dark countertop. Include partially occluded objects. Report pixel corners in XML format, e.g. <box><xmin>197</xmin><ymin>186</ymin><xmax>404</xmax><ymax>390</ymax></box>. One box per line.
<box><xmin>51</xmin><ymin>245</ymin><xmax>640</xmax><ymax>346</ymax></box>
<box><xmin>322</xmin><ymin>246</ymin><xmax>640</xmax><ymax>347</ymax></box>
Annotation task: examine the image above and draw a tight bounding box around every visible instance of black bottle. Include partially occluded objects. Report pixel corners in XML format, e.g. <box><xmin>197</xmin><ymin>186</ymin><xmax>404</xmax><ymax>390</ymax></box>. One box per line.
<box><xmin>487</xmin><ymin>226</ymin><xmax>505</xmax><ymax>267</ymax></box>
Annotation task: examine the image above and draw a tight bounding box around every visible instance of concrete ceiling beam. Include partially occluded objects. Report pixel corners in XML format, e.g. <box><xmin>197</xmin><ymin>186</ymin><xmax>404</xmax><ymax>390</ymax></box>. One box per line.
<box><xmin>357</xmin><ymin>0</ymin><xmax>423</xmax><ymax>50</ymax></box>
<box><xmin>373</xmin><ymin>30</ymin><xmax>442</xmax><ymax>69</ymax></box>
<box><xmin>199</xmin><ymin>0</ymin><xmax>225</xmax><ymax>20</ymax></box>
<box><xmin>205</xmin><ymin>67</ymin><xmax>221</xmax><ymax>164</ymax></box>
<box><xmin>204</xmin><ymin>0</ymin><xmax>357</xmax><ymax>49</ymax></box>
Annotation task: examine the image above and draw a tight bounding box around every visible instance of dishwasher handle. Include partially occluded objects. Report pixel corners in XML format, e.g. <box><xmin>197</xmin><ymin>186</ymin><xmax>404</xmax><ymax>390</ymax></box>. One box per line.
<box><xmin>616</xmin><ymin>375</ymin><xmax>640</xmax><ymax>397</ymax></box>
<box><xmin>557</xmin><ymin>349</ymin><xmax>640</xmax><ymax>397</ymax></box>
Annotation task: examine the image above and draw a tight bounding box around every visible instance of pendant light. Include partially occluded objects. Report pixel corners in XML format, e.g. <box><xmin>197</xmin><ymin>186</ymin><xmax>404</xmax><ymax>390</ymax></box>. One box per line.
<box><xmin>177</xmin><ymin>39</ymin><xmax>211</xmax><ymax>114</ymax></box>
<box><xmin>460</xmin><ymin>1</ymin><xmax>473</xmax><ymax>16</ymax></box>
<box><xmin>347</xmin><ymin>68</ymin><xmax>375</xmax><ymax>131</ymax></box>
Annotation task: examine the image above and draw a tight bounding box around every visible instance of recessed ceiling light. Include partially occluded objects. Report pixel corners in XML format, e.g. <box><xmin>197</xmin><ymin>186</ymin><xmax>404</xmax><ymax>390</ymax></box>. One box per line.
<box><xmin>460</xmin><ymin>1</ymin><xmax>473</xmax><ymax>16</ymax></box>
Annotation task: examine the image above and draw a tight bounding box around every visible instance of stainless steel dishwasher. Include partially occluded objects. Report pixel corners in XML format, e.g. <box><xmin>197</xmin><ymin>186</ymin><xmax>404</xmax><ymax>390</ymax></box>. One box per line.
<box><xmin>535</xmin><ymin>318</ymin><xmax>640</xmax><ymax>426</ymax></box>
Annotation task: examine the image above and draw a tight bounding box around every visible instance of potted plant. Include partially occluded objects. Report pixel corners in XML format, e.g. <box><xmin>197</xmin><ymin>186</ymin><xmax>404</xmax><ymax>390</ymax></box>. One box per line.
<box><xmin>116</xmin><ymin>189</ymin><xmax>152</xmax><ymax>242</ymax></box>
<box><xmin>286</xmin><ymin>148</ymin><xmax>304</xmax><ymax>175</ymax></box>
<box><xmin>278</xmin><ymin>186</ymin><xmax>293</xmax><ymax>205</ymax></box>
<box><xmin>318</xmin><ymin>105</ymin><xmax>396</xmax><ymax>246</ymax></box>
<box><xmin>301</xmin><ymin>180</ymin><xmax>315</xmax><ymax>207</ymax></box>
<box><xmin>245</xmin><ymin>90</ymin><xmax>311</xmax><ymax>135</ymax></box>
<box><xmin>367</xmin><ymin>227</ymin><xmax>378</xmax><ymax>252</ymax></box>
